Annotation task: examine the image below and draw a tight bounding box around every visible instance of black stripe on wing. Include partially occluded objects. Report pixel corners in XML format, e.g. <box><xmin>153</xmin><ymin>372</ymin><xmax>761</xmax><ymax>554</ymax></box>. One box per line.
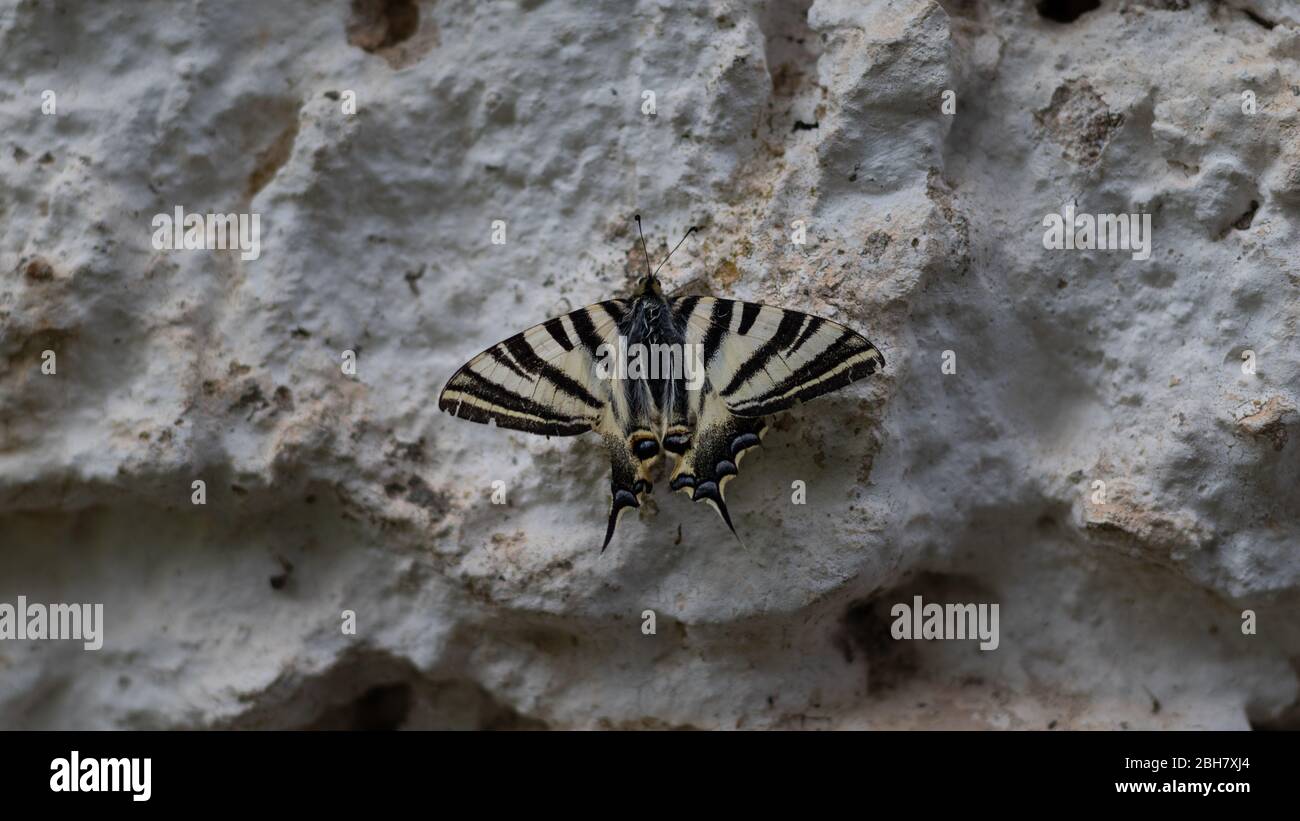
<box><xmin>720</xmin><ymin>310</ymin><xmax>804</xmax><ymax>396</ymax></box>
<box><xmin>543</xmin><ymin>317</ymin><xmax>575</xmax><ymax>351</ymax></box>
<box><xmin>503</xmin><ymin>333</ymin><xmax>603</xmax><ymax>408</ymax></box>
<box><xmin>728</xmin><ymin>327</ymin><xmax>883</xmax><ymax>417</ymax></box>
<box><xmin>439</xmin><ymin>367</ymin><xmax>593</xmax><ymax>436</ymax></box>
<box><xmin>701</xmin><ymin>299</ymin><xmax>733</xmax><ymax>367</ymax></box>
<box><xmin>568</xmin><ymin>306</ymin><xmax>608</xmax><ymax>359</ymax></box>
<box><xmin>787</xmin><ymin>315</ymin><xmax>823</xmax><ymax>355</ymax></box>
<box><xmin>737</xmin><ymin>302</ymin><xmax>761</xmax><ymax>335</ymax></box>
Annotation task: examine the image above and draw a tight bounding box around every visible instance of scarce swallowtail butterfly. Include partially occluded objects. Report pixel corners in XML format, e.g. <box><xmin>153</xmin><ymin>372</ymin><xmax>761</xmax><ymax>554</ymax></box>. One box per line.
<box><xmin>439</xmin><ymin>217</ymin><xmax>886</xmax><ymax>551</ymax></box>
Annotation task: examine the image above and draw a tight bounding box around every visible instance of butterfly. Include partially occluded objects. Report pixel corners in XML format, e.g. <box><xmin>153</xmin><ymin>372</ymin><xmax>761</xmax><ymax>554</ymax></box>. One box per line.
<box><xmin>438</xmin><ymin>217</ymin><xmax>885</xmax><ymax>551</ymax></box>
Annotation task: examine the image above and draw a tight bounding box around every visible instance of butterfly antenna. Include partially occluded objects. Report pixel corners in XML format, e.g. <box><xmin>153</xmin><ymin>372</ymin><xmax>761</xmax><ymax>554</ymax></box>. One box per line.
<box><xmin>653</xmin><ymin>225</ymin><xmax>698</xmax><ymax>278</ymax></box>
<box><xmin>634</xmin><ymin>215</ymin><xmax>654</xmax><ymax>280</ymax></box>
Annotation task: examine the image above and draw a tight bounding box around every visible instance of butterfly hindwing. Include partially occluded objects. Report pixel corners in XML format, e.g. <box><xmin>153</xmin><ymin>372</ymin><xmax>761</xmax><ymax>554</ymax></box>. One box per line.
<box><xmin>665</xmin><ymin>296</ymin><xmax>884</xmax><ymax>531</ymax></box>
<box><xmin>663</xmin><ymin>388</ymin><xmax>766</xmax><ymax>537</ymax></box>
<box><xmin>438</xmin><ymin>300</ymin><xmax>658</xmax><ymax>549</ymax></box>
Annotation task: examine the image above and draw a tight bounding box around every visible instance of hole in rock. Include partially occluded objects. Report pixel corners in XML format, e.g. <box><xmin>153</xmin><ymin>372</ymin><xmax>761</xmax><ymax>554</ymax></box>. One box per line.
<box><xmin>1232</xmin><ymin>199</ymin><xmax>1259</xmax><ymax>231</ymax></box>
<box><xmin>1036</xmin><ymin>0</ymin><xmax>1100</xmax><ymax>23</ymax></box>
<box><xmin>1248</xmin><ymin>659</ymin><xmax>1300</xmax><ymax>729</ymax></box>
<box><xmin>834</xmin><ymin>572</ymin><xmax>999</xmax><ymax>696</ymax></box>
<box><xmin>311</xmin><ymin>683</ymin><xmax>414</xmax><ymax>730</ymax></box>
<box><xmin>347</xmin><ymin>0</ymin><xmax>420</xmax><ymax>53</ymax></box>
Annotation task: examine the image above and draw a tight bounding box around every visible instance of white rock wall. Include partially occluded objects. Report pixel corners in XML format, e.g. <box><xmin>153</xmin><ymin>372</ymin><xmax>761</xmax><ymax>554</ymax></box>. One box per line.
<box><xmin>0</xmin><ymin>0</ymin><xmax>1296</xmax><ymax>729</ymax></box>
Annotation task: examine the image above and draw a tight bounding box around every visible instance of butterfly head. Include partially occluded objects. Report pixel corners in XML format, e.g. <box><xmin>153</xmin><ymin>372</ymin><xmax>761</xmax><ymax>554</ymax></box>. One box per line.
<box><xmin>636</xmin><ymin>274</ymin><xmax>664</xmax><ymax>297</ymax></box>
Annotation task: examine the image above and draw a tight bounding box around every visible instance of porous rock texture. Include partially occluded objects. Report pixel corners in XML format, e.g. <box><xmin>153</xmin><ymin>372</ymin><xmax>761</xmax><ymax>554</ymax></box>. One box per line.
<box><xmin>1</xmin><ymin>0</ymin><xmax>1297</xmax><ymax>729</ymax></box>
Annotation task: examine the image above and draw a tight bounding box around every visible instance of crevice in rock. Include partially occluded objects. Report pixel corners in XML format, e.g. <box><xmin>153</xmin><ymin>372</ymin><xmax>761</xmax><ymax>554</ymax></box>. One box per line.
<box><xmin>1231</xmin><ymin>199</ymin><xmax>1259</xmax><ymax>231</ymax></box>
<box><xmin>834</xmin><ymin>572</ymin><xmax>996</xmax><ymax>696</ymax></box>
<box><xmin>1036</xmin><ymin>0</ymin><xmax>1101</xmax><ymax>23</ymax></box>
<box><xmin>247</xmin><ymin>115</ymin><xmax>300</xmax><ymax>199</ymax></box>
<box><xmin>1238</xmin><ymin>5</ymin><xmax>1277</xmax><ymax>29</ymax></box>
<box><xmin>1248</xmin><ymin>659</ymin><xmax>1300</xmax><ymax>729</ymax></box>
<box><xmin>758</xmin><ymin>0</ymin><xmax>823</xmax><ymax>140</ymax></box>
<box><xmin>306</xmin><ymin>682</ymin><xmax>414</xmax><ymax>730</ymax></box>
<box><xmin>221</xmin><ymin>646</ymin><xmax>548</xmax><ymax>730</ymax></box>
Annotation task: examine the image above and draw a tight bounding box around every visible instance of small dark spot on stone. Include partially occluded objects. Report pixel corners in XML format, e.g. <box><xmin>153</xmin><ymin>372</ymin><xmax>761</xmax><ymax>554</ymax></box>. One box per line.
<box><xmin>389</xmin><ymin>437</ymin><xmax>426</xmax><ymax>463</ymax></box>
<box><xmin>291</xmin><ymin>326</ymin><xmax>312</xmax><ymax>339</ymax></box>
<box><xmin>230</xmin><ymin>381</ymin><xmax>268</xmax><ymax>415</ymax></box>
<box><xmin>231</xmin><ymin>484</ymin><xmax>248</xmax><ymax>496</ymax></box>
<box><xmin>404</xmin><ymin>264</ymin><xmax>425</xmax><ymax>296</ymax></box>
<box><xmin>860</xmin><ymin>231</ymin><xmax>891</xmax><ymax>262</ymax></box>
<box><xmin>38</xmin><ymin>152</ymin><xmax>54</xmax><ymax>164</ymax></box>
<box><xmin>269</xmin><ymin>555</ymin><xmax>294</xmax><ymax>590</ymax></box>
<box><xmin>405</xmin><ymin>475</ymin><xmax>450</xmax><ymax>517</ymax></box>
<box><xmin>324</xmin><ymin>90</ymin><xmax>341</xmax><ymax>101</ymax></box>
<box><xmin>792</xmin><ymin>120</ymin><xmax>819</xmax><ymax>131</ymax></box>
<box><xmin>23</xmin><ymin>257</ymin><xmax>54</xmax><ymax>282</ymax></box>
<box><xmin>273</xmin><ymin>385</ymin><xmax>294</xmax><ymax>411</ymax></box>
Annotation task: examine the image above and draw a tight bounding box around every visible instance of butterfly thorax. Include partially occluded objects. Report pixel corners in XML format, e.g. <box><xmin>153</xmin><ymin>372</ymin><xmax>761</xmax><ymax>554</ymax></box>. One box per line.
<box><xmin>616</xmin><ymin>291</ymin><xmax>690</xmax><ymax>427</ymax></box>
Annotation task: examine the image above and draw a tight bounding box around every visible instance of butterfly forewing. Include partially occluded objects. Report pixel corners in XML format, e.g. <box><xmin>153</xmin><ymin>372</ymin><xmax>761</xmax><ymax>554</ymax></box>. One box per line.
<box><xmin>437</xmin><ymin>304</ymin><xmax>624</xmax><ymax>437</ymax></box>
<box><xmin>675</xmin><ymin>297</ymin><xmax>884</xmax><ymax>417</ymax></box>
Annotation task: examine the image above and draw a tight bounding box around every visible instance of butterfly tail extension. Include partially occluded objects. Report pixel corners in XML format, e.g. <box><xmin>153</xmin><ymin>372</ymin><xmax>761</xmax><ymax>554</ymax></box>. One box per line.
<box><xmin>600</xmin><ymin>433</ymin><xmax>653</xmax><ymax>553</ymax></box>
<box><xmin>669</xmin><ymin>412</ymin><xmax>766</xmax><ymax>544</ymax></box>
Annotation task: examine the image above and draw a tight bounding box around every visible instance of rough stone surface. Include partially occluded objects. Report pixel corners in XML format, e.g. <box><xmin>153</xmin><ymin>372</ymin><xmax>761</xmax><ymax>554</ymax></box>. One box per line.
<box><xmin>1</xmin><ymin>0</ymin><xmax>1297</xmax><ymax>729</ymax></box>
